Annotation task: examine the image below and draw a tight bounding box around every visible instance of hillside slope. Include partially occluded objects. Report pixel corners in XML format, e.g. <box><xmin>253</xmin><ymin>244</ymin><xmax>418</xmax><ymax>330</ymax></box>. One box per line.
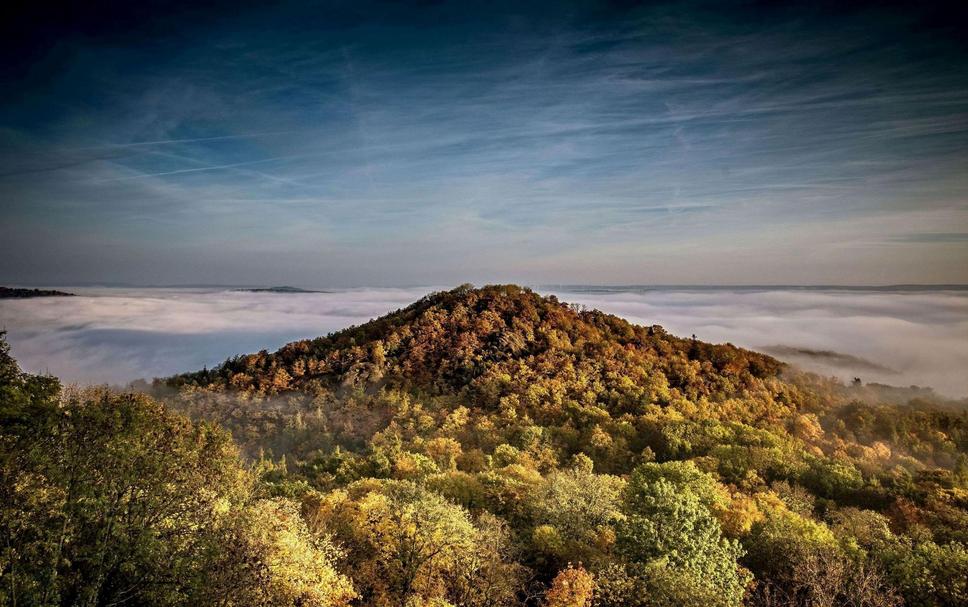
<box><xmin>158</xmin><ymin>285</ymin><xmax>968</xmax><ymax>607</ymax></box>
<box><xmin>168</xmin><ymin>284</ymin><xmax>786</xmax><ymax>419</ymax></box>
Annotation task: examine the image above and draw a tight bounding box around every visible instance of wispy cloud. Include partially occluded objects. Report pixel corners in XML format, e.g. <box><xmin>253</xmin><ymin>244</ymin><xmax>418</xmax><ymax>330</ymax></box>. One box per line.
<box><xmin>1</xmin><ymin>1</ymin><xmax>967</xmax><ymax>285</ymax></box>
<box><xmin>71</xmin><ymin>131</ymin><xmax>298</xmax><ymax>149</ymax></box>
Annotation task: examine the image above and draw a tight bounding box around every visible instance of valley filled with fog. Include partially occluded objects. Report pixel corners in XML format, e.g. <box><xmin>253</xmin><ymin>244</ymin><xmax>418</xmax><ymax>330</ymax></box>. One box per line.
<box><xmin>1</xmin><ymin>285</ymin><xmax>966</xmax><ymax>398</ymax></box>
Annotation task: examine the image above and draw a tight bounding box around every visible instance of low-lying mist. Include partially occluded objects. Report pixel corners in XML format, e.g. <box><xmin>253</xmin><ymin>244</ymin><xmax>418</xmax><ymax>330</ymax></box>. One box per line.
<box><xmin>1</xmin><ymin>286</ymin><xmax>966</xmax><ymax>398</ymax></box>
<box><xmin>0</xmin><ymin>287</ymin><xmax>429</xmax><ymax>386</ymax></box>
<box><xmin>549</xmin><ymin>287</ymin><xmax>968</xmax><ymax>398</ymax></box>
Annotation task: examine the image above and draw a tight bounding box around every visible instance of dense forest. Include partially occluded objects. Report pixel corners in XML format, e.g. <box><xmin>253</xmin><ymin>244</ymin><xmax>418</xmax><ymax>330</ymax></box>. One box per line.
<box><xmin>3</xmin><ymin>285</ymin><xmax>967</xmax><ymax>606</ymax></box>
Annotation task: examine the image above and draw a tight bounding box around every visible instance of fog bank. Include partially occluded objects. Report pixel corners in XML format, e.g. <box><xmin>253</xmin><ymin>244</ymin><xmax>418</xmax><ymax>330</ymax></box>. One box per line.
<box><xmin>550</xmin><ymin>287</ymin><xmax>968</xmax><ymax>398</ymax></box>
<box><xmin>1</xmin><ymin>286</ymin><xmax>966</xmax><ymax>398</ymax></box>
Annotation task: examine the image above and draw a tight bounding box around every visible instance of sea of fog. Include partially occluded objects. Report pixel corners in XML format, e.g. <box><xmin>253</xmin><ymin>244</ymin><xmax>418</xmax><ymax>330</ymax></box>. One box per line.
<box><xmin>1</xmin><ymin>286</ymin><xmax>966</xmax><ymax>398</ymax></box>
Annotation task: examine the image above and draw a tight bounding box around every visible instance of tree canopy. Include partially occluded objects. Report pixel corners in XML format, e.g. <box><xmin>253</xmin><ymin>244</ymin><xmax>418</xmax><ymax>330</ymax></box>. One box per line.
<box><xmin>3</xmin><ymin>285</ymin><xmax>967</xmax><ymax>606</ymax></box>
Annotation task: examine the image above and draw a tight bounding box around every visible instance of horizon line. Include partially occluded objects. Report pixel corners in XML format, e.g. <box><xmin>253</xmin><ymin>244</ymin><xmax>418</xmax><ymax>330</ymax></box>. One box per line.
<box><xmin>4</xmin><ymin>281</ymin><xmax>968</xmax><ymax>291</ymax></box>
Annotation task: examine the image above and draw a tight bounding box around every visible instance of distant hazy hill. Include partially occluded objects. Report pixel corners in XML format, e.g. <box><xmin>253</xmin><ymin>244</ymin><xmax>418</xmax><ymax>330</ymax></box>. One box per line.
<box><xmin>234</xmin><ymin>285</ymin><xmax>327</xmax><ymax>293</ymax></box>
<box><xmin>0</xmin><ymin>286</ymin><xmax>74</xmax><ymax>298</ymax></box>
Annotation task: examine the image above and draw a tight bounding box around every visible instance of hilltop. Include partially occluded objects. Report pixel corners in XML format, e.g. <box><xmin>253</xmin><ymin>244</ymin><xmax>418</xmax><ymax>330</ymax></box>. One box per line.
<box><xmin>168</xmin><ymin>284</ymin><xmax>783</xmax><ymax>414</ymax></box>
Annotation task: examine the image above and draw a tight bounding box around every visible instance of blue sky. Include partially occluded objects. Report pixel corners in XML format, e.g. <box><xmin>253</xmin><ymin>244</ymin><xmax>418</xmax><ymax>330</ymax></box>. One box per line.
<box><xmin>1</xmin><ymin>0</ymin><xmax>967</xmax><ymax>286</ymax></box>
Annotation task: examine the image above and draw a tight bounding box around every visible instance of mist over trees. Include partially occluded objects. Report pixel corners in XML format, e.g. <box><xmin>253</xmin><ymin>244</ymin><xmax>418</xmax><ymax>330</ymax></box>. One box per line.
<box><xmin>3</xmin><ymin>285</ymin><xmax>967</xmax><ymax>606</ymax></box>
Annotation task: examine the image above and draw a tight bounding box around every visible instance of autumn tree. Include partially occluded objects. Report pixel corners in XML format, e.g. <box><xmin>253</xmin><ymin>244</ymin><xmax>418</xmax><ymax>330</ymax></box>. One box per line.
<box><xmin>0</xmin><ymin>335</ymin><xmax>353</xmax><ymax>607</ymax></box>
<box><xmin>544</xmin><ymin>564</ymin><xmax>594</xmax><ymax>607</ymax></box>
<box><xmin>532</xmin><ymin>456</ymin><xmax>625</xmax><ymax>565</ymax></box>
<box><xmin>616</xmin><ymin>462</ymin><xmax>749</xmax><ymax>607</ymax></box>
<box><xmin>201</xmin><ymin>498</ymin><xmax>355</xmax><ymax>607</ymax></box>
<box><xmin>311</xmin><ymin>480</ymin><xmax>509</xmax><ymax>606</ymax></box>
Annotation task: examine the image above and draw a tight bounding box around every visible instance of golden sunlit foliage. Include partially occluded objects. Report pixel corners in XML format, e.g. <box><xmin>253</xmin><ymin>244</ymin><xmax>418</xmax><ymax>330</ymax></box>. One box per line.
<box><xmin>4</xmin><ymin>285</ymin><xmax>968</xmax><ymax>606</ymax></box>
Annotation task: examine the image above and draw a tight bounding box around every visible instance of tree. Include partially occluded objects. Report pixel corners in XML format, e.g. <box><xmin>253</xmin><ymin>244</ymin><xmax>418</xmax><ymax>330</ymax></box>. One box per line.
<box><xmin>882</xmin><ymin>540</ymin><xmax>968</xmax><ymax>607</ymax></box>
<box><xmin>532</xmin><ymin>461</ymin><xmax>625</xmax><ymax>565</ymax></box>
<box><xmin>1</xmin><ymin>381</ymin><xmax>252</xmax><ymax>605</ymax></box>
<box><xmin>201</xmin><ymin>498</ymin><xmax>355</xmax><ymax>607</ymax></box>
<box><xmin>314</xmin><ymin>481</ymin><xmax>485</xmax><ymax>606</ymax></box>
<box><xmin>443</xmin><ymin>512</ymin><xmax>529</xmax><ymax>607</ymax></box>
<box><xmin>743</xmin><ymin>493</ymin><xmax>839</xmax><ymax>586</ymax></box>
<box><xmin>748</xmin><ymin>545</ymin><xmax>901</xmax><ymax>607</ymax></box>
<box><xmin>593</xmin><ymin>561</ymin><xmax>739</xmax><ymax>607</ymax></box>
<box><xmin>0</xmin><ymin>337</ymin><xmax>353</xmax><ymax>607</ymax></box>
<box><xmin>544</xmin><ymin>565</ymin><xmax>594</xmax><ymax>607</ymax></box>
<box><xmin>616</xmin><ymin>462</ymin><xmax>749</xmax><ymax>607</ymax></box>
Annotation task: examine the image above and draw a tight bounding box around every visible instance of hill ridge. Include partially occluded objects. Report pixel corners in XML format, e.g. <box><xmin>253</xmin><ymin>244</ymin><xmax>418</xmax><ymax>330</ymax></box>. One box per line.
<box><xmin>166</xmin><ymin>284</ymin><xmax>784</xmax><ymax>415</ymax></box>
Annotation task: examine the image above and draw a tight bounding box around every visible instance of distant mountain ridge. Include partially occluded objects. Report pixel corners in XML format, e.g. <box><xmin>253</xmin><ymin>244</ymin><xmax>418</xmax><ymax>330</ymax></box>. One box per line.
<box><xmin>0</xmin><ymin>286</ymin><xmax>74</xmax><ymax>298</ymax></box>
<box><xmin>234</xmin><ymin>286</ymin><xmax>328</xmax><ymax>293</ymax></box>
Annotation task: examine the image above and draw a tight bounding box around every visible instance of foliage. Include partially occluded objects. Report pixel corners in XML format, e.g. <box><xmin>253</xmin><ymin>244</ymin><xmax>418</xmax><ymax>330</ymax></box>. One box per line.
<box><xmin>0</xmin><ymin>333</ymin><xmax>352</xmax><ymax>607</ymax></box>
<box><xmin>305</xmin><ymin>480</ymin><xmax>525</xmax><ymax>606</ymax></box>
<box><xmin>203</xmin><ymin>498</ymin><xmax>356</xmax><ymax>607</ymax></box>
<box><xmin>5</xmin><ymin>282</ymin><xmax>968</xmax><ymax>606</ymax></box>
<box><xmin>616</xmin><ymin>462</ymin><xmax>749</xmax><ymax>607</ymax></box>
<box><xmin>544</xmin><ymin>565</ymin><xmax>594</xmax><ymax>607</ymax></box>
<box><xmin>531</xmin><ymin>460</ymin><xmax>625</xmax><ymax>565</ymax></box>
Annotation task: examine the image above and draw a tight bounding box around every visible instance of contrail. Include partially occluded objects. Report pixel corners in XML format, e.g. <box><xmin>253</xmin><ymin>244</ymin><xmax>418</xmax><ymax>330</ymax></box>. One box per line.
<box><xmin>72</xmin><ymin>131</ymin><xmax>296</xmax><ymax>149</ymax></box>
<box><xmin>0</xmin><ymin>154</ymin><xmax>126</xmax><ymax>178</ymax></box>
<box><xmin>87</xmin><ymin>149</ymin><xmax>339</xmax><ymax>183</ymax></box>
<box><xmin>89</xmin><ymin>156</ymin><xmax>298</xmax><ymax>182</ymax></box>
<box><xmin>1</xmin><ymin>132</ymin><xmax>299</xmax><ymax>179</ymax></box>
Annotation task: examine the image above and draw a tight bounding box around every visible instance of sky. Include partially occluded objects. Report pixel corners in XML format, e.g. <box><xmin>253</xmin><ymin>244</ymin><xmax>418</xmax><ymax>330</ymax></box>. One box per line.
<box><xmin>1</xmin><ymin>0</ymin><xmax>967</xmax><ymax>286</ymax></box>
<box><xmin>2</xmin><ymin>286</ymin><xmax>966</xmax><ymax>397</ymax></box>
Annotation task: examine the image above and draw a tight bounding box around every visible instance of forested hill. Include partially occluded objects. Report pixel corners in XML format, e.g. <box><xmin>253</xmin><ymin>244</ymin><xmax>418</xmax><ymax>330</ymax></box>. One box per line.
<box><xmin>167</xmin><ymin>284</ymin><xmax>785</xmax><ymax>416</ymax></box>
<box><xmin>6</xmin><ymin>286</ymin><xmax>965</xmax><ymax>607</ymax></box>
<box><xmin>155</xmin><ymin>285</ymin><xmax>967</xmax><ymax>606</ymax></box>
